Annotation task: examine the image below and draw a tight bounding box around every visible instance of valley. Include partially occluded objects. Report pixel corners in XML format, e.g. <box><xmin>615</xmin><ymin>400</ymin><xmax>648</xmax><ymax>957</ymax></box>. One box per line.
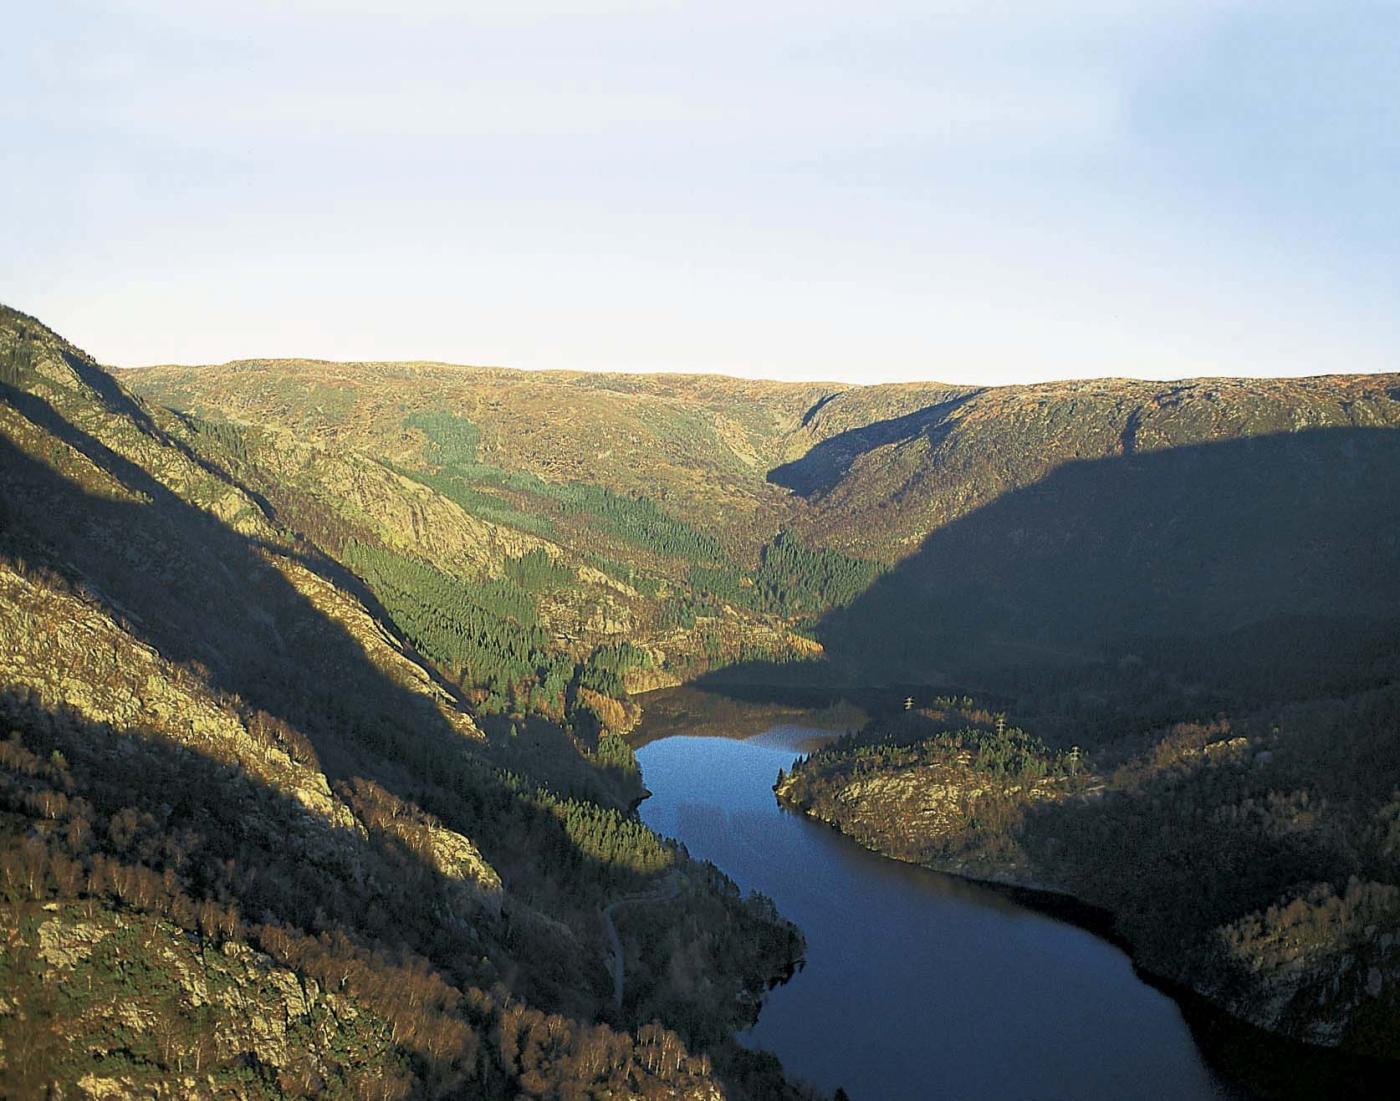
<box><xmin>3</xmin><ymin>301</ymin><xmax>1399</xmax><ymax>1097</ymax></box>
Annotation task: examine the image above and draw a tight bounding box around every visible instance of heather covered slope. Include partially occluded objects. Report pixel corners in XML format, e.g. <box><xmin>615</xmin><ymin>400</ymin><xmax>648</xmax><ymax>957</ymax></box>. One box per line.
<box><xmin>130</xmin><ymin>359</ymin><xmax>836</xmax><ymax>549</ymax></box>
<box><xmin>129</xmin><ymin>358</ymin><xmax>975</xmax><ymax>560</ymax></box>
<box><xmin>128</xmin><ymin>359</ymin><xmax>840</xmax><ymax>711</ymax></box>
<box><xmin>0</xmin><ymin>306</ymin><xmax>809</xmax><ymax>1099</ymax></box>
<box><xmin>778</xmin><ymin>373</ymin><xmax>1400</xmax><ymax>556</ymax></box>
<box><xmin>129</xmin><ymin>358</ymin><xmax>1400</xmax><ymax>570</ymax></box>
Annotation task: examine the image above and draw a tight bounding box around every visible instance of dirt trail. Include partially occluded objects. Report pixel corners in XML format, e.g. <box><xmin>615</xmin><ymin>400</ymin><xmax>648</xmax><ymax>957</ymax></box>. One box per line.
<box><xmin>599</xmin><ymin>872</ymin><xmax>683</xmax><ymax>1009</ymax></box>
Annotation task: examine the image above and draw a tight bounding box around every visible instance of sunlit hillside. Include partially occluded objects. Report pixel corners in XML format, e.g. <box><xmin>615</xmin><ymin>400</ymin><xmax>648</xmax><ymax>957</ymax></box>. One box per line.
<box><xmin>0</xmin><ymin>306</ymin><xmax>810</xmax><ymax>1100</ymax></box>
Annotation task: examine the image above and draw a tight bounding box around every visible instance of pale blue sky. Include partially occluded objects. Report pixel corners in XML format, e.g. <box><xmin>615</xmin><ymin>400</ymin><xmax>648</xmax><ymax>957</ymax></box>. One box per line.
<box><xmin>3</xmin><ymin>2</ymin><xmax>1396</xmax><ymax>383</ymax></box>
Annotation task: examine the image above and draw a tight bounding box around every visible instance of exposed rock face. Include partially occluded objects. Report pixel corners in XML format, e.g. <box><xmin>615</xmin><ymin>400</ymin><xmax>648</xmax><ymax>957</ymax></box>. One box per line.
<box><xmin>779</xmin><ymin>757</ymin><xmax>1068</xmax><ymax>884</ymax></box>
<box><xmin>2</xmin><ymin>904</ymin><xmax>399</xmax><ymax>1099</ymax></box>
<box><xmin>1200</xmin><ymin>879</ymin><xmax>1400</xmax><ymax>1055</ymax></box>
<box><xmin>775</xmin><ymin>751</ymin><xmax>1057</xmax><ymax>901</ymax></box>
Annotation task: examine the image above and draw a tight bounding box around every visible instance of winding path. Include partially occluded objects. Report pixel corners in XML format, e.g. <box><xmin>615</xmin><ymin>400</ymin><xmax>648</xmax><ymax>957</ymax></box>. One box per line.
<box><xmin>599</xmin><ymin>872</ymin><xmax>683</xmax><ymax>1009</ymax></box>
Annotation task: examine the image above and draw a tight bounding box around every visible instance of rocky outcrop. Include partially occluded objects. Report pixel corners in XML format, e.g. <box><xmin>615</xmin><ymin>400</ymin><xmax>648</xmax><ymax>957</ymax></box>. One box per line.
<box><xmin>777</xmin><ymin>750</ymin><xmax>1074</xmax><ymax>885</ymax></box>
<box><xmin>1202</xmin><ymin>879</ymin><xmax>1400</xmax><ymax>1055</ymax></box>
<box><xmin>1</xmin><ymin>903</ymin><xmax>400</xmax><ymax>1099</ymax></box>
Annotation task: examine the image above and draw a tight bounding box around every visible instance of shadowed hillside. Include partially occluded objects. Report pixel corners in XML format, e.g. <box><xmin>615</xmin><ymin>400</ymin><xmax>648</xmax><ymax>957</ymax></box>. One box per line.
<box><xmin>821</xmin><ymin>426</ymin><xmax>1400</xmax><ymax>689</ymax></box>
<box><xmin>782</xmin><ymin>375</ymin><xmax>1400</xmax><ymax>558</ymax></box>
<box><xmin>767</xmin><ymin>390</ymin><xmax>982</xmax><ymax>498</ymax></box>
<box><xmin>768</xmin><ymin>431</ymin><xmax>1400</xmax><ymax>1072</ymax></box>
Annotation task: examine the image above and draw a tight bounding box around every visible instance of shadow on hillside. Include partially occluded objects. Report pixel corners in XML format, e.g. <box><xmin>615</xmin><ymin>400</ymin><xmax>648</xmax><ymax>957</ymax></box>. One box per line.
<box><xmin>0</xmin><ymin>682</ymin><xmax>810</xmax><ymax>1098</ymax></box>
<box><xmin>699</xmin><ymin>427</ymin><xmax>1400</xmax><ymax>737</ymax></box>
<box><xmin>0</xmin><ymin>688</ymin><xmax>666</xmax><ymax>1095</ymax></box>
<box><xmin>680</xmin><ymin>666</ymin><xmax>999</xmax><ymax>722</ymax></box>
<box><xmin>59</xmin><ymin>348</ymin><xmax>159</xmax><ymax>435</ymax></box>
<box><xmin>767</xmin><ymin>390</ymin><xmax>980</xmax><ymax>497</ymax></box>
<box><xmin>0</xmin><ymin>694</ymin><xmax>474</xmax><ymax>1093</ymax></box>
<box><xmin>0</xmin><ymin>382</ymin><xmax>462</xmax><ymax>775</ymax></box>
<box><xmin>0</xmin><ymin>384</ymin><xmax>672</xmax><ymax>954</ymax></box>
<box><xmin>816</xmin><ymin>426</ymin><xmax>1400</xmax><ymax>684</ymax></box>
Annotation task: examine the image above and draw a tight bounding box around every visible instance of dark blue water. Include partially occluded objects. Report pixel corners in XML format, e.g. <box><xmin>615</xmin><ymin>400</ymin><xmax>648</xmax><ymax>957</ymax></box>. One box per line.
<box><xmin>636</xmin><ymin>721</ymin><xmax>1238</xmax><ymax>1101</ymax></box>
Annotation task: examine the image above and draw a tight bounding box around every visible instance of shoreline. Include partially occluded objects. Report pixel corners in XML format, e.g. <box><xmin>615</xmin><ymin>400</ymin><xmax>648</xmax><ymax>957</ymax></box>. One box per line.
<box><xmin>777</xmin><ymin>788</ymin><xmax>1396</xmax><ymax>1101</ymax></box>
<box><xmin>628</xmin><ymin>682</ymin><xmax>1396</xmax><ymax>1099</ymax></box>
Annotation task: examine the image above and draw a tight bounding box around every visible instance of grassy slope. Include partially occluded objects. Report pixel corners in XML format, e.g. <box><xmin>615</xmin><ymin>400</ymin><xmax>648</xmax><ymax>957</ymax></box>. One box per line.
<box><xmin>129</xmin><ymin>359</ymin><xmax>831</xmax><ymax>549</ymax></box>
<box><xmin>128</xmin><ymin>358</ymin><xmax>1400</xmax><ymax>564</ymax></box>
<box><xmin>129</xmin><ymin>359</ymin><xmax>828</xmax><ymax>701</ymax></box>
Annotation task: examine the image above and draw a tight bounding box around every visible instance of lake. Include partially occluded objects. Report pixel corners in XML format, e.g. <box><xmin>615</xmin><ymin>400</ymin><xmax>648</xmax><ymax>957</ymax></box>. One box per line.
<box><xmin>633</xmin><ymin>691</ymin><xmax>1242</xmax><ymax>1101</ymax></box>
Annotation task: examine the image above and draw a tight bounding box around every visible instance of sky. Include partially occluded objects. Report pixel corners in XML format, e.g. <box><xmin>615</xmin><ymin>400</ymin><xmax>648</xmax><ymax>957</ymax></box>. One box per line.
<box><xmin>3</xmin><ymin>1</ymin><xmax>1397</xmax><ymax>385</ymax></box>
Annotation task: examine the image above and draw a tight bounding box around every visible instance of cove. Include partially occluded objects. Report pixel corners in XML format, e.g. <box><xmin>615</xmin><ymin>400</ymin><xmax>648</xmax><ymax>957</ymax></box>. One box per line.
<box><xmin>632</xmin><ymin>693</ymin><xmax>1242</xmax><ymax>1101</ymax></box>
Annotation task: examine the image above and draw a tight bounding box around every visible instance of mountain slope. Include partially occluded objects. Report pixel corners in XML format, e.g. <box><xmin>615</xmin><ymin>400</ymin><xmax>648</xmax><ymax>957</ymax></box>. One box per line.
<box><xmin>130</xmin><ymin>359</ymin><xmax>833</xmax><ymax>549</ymax></box>
<box><xmin>130</xmin><ymin>354</ymin><xmax>1400</xmax><ymax>707</ymax></box>
<box><xmin>778</xmin><ymin>373</ymin><xmax>1400</xmax><ymax>556</ymax></box>
<box><xmin>821</xmin><ymin>423</ymin><xmax>1400</xmax><ymax>688</ymax></box>
<box><xmin>0</xmin><ymin>306</ymin><xmax>809</xmax><ymax>1099</ymax></box>
<box><xmin>128</xmin><ymin>358</ymin><xmax>1400</xmax><ymax>570</ymax></box>
<box><xmin>129</xmin><ymin>358</ymin><xmax>834</xmax><ymax>714</ymax></box>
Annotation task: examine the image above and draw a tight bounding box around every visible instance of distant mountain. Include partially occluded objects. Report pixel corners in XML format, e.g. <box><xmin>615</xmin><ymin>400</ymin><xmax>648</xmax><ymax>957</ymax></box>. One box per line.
<box><xmin>781</xmin><ymin>373</ymin><xmax>1400</xmax><ymax>558</ymax></box>
<box><xmin>130</xmin><ymin>356</ymin><xmax>1400</xmax><ymax>567</ymax></box>
<box><xmin>131</xmin><ymin>349</ymin><xmax>1400</xmax><ymax>700</ymax></box>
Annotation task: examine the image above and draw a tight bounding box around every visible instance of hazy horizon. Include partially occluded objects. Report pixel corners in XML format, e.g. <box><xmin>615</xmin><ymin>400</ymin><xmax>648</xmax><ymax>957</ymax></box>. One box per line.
<box><xmin>6</xmin><ymin>2</ymin><xmax>1397</xmax><ymax>385</ymax></box>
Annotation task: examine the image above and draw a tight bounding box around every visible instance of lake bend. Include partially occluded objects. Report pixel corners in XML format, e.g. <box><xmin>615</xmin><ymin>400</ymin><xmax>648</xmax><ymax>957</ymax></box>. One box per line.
<box><xmin>631</xmin><ymin>690</ymin><xmax>1243</xmax><ymax>1101</ymax></box>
